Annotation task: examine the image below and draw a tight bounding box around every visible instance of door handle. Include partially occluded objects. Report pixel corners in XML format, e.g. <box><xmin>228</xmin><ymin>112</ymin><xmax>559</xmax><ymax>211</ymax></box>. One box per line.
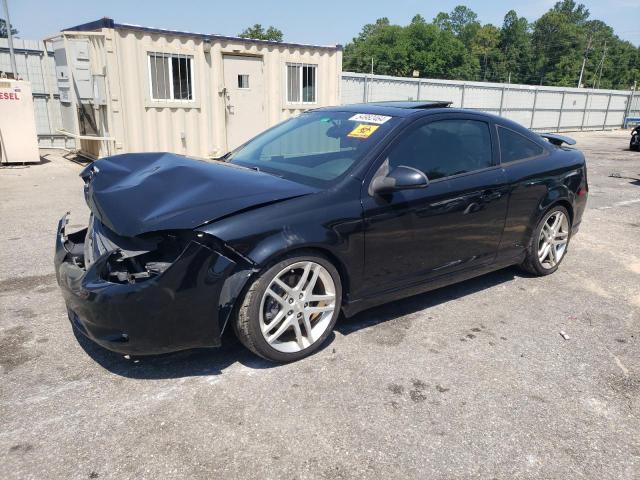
<box><xmin>480</xmin><ymin>190</ymin><xmax>502</xmax><ymax>202</ymax></box>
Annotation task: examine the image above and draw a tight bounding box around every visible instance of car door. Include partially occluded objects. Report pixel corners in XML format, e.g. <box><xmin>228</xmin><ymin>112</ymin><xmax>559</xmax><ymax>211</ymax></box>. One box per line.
<box><xmin>361</xmin><ymin>113</ymin><xmax>509</xmax><ymax>295</ymax></box>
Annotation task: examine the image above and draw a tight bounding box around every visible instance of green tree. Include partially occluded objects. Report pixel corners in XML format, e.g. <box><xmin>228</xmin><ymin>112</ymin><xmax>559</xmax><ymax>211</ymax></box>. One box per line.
<box><xmin>499</xmin><ymin>10</ymin><xmax>532</xmax><ymax>84</ymax></box>
<box><xmin>552</xmin><ymin>0</ymin><xmax>589</xmax><ymax>23</ymax></box>
<box><xmin>343</xmin><ymin>15</ymin><xmax>478</xmax><ymax>80</ymax></box>
<box><xmin>433</xmin><ymin>12</ymin><xmax>452</xmax><ymax>32</ymax></box>
<box><xmin>605</xmin><ymin>40</ymin><xmax>639</xmax><ymax>90</ymax></box>
<box><xmin>448</xmin><ymin>5</ymin><xmax>481</xmax><ymax>46</ymax></box>
<box><xmin>344</xmin><ymin>2</ymin><xmax>639</xmax><ymax>89</ymax></box>
<box><xmin>471</xmin><ymin>24</ymin><xmax>502</xmax><ymax>81</ymax></box>
<box><xmin>406</xmin><ymin>16</ymin><xmax>479</xmax><ymax>79</ymax></box>
<box><xmin>0</xmin><ymin>18</ymin><xmax>18</xmax><ymax>38</ymax></box>
<box><xmin>529</xmin><ymin>1</ymin><xmax>639</xmax><ymax>88</ymax></box>
<box><xmin>531</xmin><ymin>2</ymin><xmax>586</xmax><ymax>85</ymax></box>
<box><xmin>238</xmin><ymin>24</ymin><xmax>283</xmax><ymax>42</ymax></box>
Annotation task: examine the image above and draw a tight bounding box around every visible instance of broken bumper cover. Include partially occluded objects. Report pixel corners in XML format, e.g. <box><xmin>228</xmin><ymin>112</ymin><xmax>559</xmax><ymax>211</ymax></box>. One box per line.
<box><xmin>54</xmin><ymin>215</ymin><xmax>247</xmax><ymax>355</ymax></box>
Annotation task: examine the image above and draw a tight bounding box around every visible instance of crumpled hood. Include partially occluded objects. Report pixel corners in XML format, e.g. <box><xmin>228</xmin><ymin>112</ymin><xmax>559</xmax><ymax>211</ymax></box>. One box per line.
<box><xmin>81</xmin><ymin>152</ymin><xmax>317</xmax><ymax>237</ymax></box>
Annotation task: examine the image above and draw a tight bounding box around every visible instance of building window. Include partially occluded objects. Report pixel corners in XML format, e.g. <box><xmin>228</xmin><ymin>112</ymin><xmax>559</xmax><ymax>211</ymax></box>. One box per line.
<box><xmin>286</xmin><ymin>63</ymin><xmax>316</xmax><ymax>104</ymax></box>
<box><xmin>148</xmin><ymin>53</ymin><xmax>194</xmax><ymax>101</ymax></box>
<box><xmin>237</xmin><ymin>74</ymin><xmax>249</xmax><ymax>89</ymax></box>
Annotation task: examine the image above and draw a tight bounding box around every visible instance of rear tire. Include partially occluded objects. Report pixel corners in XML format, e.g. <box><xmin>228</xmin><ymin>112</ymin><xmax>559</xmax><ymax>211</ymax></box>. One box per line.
<box><xmin>233</xmin><ymin>252</ymin><xmax>342</xmax><ymax>363</ymax></box>
<box><xmin>520</xmin><ymin>205</ymin><xmax>571</xmax><ymax>276</ymax></box>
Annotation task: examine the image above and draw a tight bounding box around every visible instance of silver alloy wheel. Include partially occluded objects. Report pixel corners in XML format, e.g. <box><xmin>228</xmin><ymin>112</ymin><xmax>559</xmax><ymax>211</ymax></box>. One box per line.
<box><xmin>537</xmin><ymin>210</ymin><xmax>570</xmax><ymax>269</ymax></box>
<box><xmin>259</xmin><ymin>261</ymin><xmax>336</xmax><ymax>353</ymax></box>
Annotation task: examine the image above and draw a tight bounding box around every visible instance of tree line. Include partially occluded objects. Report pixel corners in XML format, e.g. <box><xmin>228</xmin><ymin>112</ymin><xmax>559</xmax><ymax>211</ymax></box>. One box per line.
<box><xmin>343</xmin><ymin>1</ymin><xmax>639</xmax><ymax>90</ymax></box>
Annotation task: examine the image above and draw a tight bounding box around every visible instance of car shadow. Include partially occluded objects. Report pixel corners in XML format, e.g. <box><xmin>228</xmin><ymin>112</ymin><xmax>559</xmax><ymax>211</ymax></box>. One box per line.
<box><xmin>75</xmin><ymin>266</ymin><xmax>525</xmax><ymax>380</ymax></box>
<box><xmin>73</xmin><ymin>326</ymin><xmax>278</xmax><ymax>380</ymax></box>
<box><xmin>337</xmin><ymin>266</ymin><xmax>523</xmax><ymax>336</ymax></box>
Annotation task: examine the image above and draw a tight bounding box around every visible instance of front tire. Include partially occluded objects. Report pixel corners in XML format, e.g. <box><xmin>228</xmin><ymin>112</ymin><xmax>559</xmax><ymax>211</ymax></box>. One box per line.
<box><xmin>234</xmin><ymin>252</ymin><xmax>342</xmax><ymax>362</ymax></box>
<box><xmin>520</xmin><ymin>205</ymin><xmax>571</xmax><ymax>276</ymax></box>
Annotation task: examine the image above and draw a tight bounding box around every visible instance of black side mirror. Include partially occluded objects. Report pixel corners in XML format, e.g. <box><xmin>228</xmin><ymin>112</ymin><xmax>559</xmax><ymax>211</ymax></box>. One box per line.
<box><xmin>371</xmin><ymin>165</ymin><xmax>429</xmax><ymax>195</ymax></box>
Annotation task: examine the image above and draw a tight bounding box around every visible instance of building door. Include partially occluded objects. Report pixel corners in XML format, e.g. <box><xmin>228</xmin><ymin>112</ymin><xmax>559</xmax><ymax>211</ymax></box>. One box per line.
<box><xmin>222</xmin><ymin>55</ymin><xmax>267</xmax><ymax>151</ymax></box>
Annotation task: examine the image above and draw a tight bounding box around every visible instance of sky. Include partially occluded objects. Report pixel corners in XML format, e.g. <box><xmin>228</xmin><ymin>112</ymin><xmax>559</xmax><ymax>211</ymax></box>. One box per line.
<box><xmin>5</xmin><ymin>0</ymin><xmax>640</xmax><ymax>47</ymax></box>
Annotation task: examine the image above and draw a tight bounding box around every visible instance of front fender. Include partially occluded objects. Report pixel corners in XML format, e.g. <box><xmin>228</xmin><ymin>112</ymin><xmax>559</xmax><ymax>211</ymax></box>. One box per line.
<box><xmin>235</xmin><ymin>223</ymin><xmax>344</xmax><ymax>266</ymax></box>
<box><xmin>196</xmin><ymin>188</ymin><xmax>365</xmax><ymax>299</ymax></box>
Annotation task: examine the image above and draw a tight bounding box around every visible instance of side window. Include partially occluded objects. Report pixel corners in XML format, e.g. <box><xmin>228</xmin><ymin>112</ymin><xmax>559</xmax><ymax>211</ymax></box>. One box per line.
<box><xmin>387</xmin><ymin>119</ymin><xmax>493</xmax><ymax>180</ymax></box>
<box><xmin>498</xmin><ymin>127</ymin><xmax>545</xmax><ymax>163</ymax></box>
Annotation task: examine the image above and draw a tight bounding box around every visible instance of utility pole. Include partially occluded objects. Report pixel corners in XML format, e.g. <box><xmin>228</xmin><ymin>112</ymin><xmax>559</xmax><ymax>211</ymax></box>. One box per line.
<box><xmin>577</xmin><ymin>34</ymin><xmax>593</xmax><ymax>88</ymax></box>
<box><xmin>1</xmin><ymin>0</ymin><xmax>18</xmax><ymax>78</ymax></box>
<box><xmin>594</xmin><ymin>42</ymin><xmax>607</xmax><ymax>89</ymax></box>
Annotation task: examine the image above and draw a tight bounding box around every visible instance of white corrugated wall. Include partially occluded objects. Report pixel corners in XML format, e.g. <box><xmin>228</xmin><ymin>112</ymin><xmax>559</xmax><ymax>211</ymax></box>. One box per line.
<box><xmin>342</xmin><ymin>72</ymin><xmax>636</xmax><ymax>132</ymax></box>
<box><xmin>93</xmin><ymin>27</ymin><xmax>342</xmax><ymax>159</ymax></box>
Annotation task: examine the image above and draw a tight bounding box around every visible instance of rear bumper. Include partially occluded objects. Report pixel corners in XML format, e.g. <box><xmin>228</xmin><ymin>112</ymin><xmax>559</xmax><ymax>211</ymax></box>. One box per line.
<box><xmin>54</xmin><ymin>215</ymin><xmax>241</xmax><ymax>355</ymax></box>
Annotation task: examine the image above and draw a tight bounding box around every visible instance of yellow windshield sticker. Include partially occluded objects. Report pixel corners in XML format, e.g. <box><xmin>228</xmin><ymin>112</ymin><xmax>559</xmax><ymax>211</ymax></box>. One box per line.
<box><xmin>347</xmin><ymin>124</ymin><xmax>380</xmax><ymax>139</ymax></box>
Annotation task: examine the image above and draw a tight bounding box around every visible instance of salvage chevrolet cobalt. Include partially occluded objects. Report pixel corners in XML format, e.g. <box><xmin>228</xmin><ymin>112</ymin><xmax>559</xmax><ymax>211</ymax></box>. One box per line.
<box><xmin>55</xmin><ymin>102</ymin><xmax>588</xmax><ymax>362</ymax></box>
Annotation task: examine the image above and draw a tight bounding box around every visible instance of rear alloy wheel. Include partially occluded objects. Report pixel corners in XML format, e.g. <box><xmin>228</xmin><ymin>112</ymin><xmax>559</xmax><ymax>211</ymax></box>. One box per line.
<box><xmin>234</xmin><ymin>253</ymin><xmax>341</xmax><ymax>362</ymax></box>
<box><xmin>521</xmin><ymin>206</ymin><xmax>571</xmax><ymax>276</ymax></box>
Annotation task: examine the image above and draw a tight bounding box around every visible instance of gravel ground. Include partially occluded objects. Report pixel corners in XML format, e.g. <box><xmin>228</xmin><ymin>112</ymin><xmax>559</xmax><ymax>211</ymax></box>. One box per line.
<box><xmin>1</xmin><ymin>129</ymin><xmax>639</xmax><ymax>480</ymax></box>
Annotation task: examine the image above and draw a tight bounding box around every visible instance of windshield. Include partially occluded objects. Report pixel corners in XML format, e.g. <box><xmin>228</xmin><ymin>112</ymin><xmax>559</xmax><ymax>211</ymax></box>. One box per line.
<box><xmin>228</xmin><ymin>111</ymin><xmax>400</xmax><ymax>187</ymax></box>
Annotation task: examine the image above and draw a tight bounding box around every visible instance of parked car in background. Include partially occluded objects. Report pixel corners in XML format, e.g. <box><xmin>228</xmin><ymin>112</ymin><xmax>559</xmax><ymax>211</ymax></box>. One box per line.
<box><xmin>630</xmin><ymin>125</ymin><xmax>640</xmax><ymax>151</ymax></box>
<box><xmin>55</xmin><ymin>102</ymin><xmax>588</xmax><ymax>362</ymax></box>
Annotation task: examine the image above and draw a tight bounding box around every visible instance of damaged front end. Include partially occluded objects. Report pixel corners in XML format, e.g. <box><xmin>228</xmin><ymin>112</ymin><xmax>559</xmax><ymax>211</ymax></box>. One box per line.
<box><xmin>54</xmin><ymin>213</ymin><xmax>255</xmax><ymax>355</ymax></box>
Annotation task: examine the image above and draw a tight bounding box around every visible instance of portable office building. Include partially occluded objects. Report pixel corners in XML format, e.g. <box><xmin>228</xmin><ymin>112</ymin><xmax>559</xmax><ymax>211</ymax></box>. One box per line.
<box><xmin>47</xmin><ymin>18</ymin><xmax>342</xmax><ymax>159</ymax></box>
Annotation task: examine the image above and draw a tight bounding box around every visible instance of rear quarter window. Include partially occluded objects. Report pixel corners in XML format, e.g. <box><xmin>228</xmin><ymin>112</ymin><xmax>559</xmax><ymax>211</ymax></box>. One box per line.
<box><xmin>498</xmin><ymin>126</ymin><xmax>546</xmax><ymax>164</ymax></box>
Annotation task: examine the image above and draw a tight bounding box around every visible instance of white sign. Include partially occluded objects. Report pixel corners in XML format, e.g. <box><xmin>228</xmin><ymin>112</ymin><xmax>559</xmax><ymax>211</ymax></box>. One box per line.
<box><xmin>348</xmin><ymin>113</ymin><xmax>392</xmax><ymax>125</ymax></box>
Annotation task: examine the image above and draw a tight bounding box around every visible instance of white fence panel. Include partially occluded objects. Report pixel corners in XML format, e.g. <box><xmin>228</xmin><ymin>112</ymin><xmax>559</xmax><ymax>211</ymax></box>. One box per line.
<box><xmin>420</xmin><ymin>83</ymin><xmax>463</xmax><ymax>106</ymax></box>
<box><xmin>342</xmin><ymin>72</ymin><xmax>636</xmax><ymax>133</ymax></box>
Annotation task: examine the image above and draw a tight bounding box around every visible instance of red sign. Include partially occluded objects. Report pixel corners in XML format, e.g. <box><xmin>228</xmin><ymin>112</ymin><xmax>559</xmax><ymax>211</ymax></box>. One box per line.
<box><xmin>0</xmin><ymin>91</ymin><xmax>20</xmax><ymax>100</ymax></box>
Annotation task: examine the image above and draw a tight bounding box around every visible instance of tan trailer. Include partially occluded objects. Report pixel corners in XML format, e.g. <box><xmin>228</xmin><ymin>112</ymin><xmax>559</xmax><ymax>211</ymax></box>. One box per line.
<box><xmin>45</xmin><ymin>18</ymin><xmax>342</xmax><ymax>160</ymax></box>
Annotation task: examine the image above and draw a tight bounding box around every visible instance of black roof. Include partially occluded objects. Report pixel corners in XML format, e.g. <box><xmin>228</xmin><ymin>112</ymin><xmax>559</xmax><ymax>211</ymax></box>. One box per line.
<box><xmin>64</xmin><ymin>17</ymin><xmax>342</xmax><ymax>52</ymax></box>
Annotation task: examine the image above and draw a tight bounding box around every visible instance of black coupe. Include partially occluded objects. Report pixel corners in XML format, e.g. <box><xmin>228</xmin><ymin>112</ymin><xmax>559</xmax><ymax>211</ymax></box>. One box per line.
<box><xmin>55</xmin><ymin>102</ymin><xmax>588</xmax><ymax>362</ymax></box>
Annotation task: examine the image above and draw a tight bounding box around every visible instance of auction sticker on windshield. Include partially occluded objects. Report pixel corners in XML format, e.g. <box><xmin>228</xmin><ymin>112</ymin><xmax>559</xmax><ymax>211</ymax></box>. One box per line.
<box><xmin>347</xmin><ymin>124</ymin><xmax>380</xmax><ymax>139</ymax></box>
<box><xmin>348</xmin><ymin>113</ymin><xmax>392</xmax><ymax>124</ymax></box>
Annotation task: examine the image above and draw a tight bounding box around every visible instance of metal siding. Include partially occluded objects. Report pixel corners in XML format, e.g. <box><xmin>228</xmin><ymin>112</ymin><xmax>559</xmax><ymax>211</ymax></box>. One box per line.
<box><xmin>341</xmin><ymin>72</ymin><xmax>636</xmax><ymax>133</ymax></box>
<box><xmin>98</xmin><ymin>28</ymin><xmax>341</xmax><ymax>157</ymax></box>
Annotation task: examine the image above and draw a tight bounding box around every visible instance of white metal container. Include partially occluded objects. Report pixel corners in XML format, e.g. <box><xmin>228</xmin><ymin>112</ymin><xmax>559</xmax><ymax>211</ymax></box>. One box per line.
<box><xmin>47</xmin><ymin>19</ymin><xmax>343</xmax><ymax>160</ymax></box>
<box><xmin>0</xmin><ymin>79</ymin><xmax>40</xmax><ymax>163</ymax></box>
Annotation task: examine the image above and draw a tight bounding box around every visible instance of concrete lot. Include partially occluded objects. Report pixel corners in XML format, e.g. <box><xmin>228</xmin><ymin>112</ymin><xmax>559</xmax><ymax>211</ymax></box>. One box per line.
<box><xmin>1</xmin><ymin>130</ymin><xmax>639</xmax><ymax>480</ymax></box>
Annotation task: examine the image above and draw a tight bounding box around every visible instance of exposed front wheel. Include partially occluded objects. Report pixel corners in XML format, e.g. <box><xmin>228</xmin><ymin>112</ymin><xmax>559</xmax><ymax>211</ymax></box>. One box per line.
<box><xmin>234</xmin><ymin>253</ymin><xmax>342</xmax><ymax>362</ymax></box>
<box><xmin>520</xmin><ymin>206</ymin><xmax>571</xmax><ymax>276</ymax></box>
